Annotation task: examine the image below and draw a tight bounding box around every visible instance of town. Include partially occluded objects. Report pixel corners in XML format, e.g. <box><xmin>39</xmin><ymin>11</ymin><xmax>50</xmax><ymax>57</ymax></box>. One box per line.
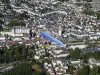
<box><xmin>0</xmin><ymin>0</ymin><xmax>100</xmax><ymax>75</ymax></box>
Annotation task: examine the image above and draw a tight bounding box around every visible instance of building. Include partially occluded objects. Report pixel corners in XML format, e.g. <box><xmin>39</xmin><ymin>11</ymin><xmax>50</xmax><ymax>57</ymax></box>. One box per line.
<box><xmin>89</xmin><ymin>58</ymin><xmax>100</xmax><ymax>68</ymax></box>
<box><xmin>0</xmin><ymin>26</ymin><xmax>30</xmax><ymax>37</ymax></box>
<box><xmin>92</xmin><ymin>0</ymin><xmax>100</xmax><ymax>10</ymax></box>
<box><xmin>58</xmin><ymin>25</ymin><xmax>62</xmax><ymax>36</ymax></box>
<box><xmin>11</xmin><ymin>26</ymin><xmax>30</xmax><ymax>36</ymax></box>
<box><xmin>0</xmin><ymin>36</ymin><xmax>5</xmax><ymax>41</ymax></box>
<box><xmin>70</xmin><ymin>59</ymin><xmax>81</xmax><ymax>64</ymax></box>
<box><xmin>69</xmin><ymin>45</ymin><xmax>87</xmax><ymax>49</ymax></box>
<box><xmin>89</xmin><ymin>34</ymin><xmax>100</xmax><ymax>40</ymax></box>
<box><xmin>10</xmin><ymin>0</ymin><xmax>16</xmax><ymax>4</ymax></box>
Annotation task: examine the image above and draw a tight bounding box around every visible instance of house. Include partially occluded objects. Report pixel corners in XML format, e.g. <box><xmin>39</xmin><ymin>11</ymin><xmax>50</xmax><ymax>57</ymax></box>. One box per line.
<box><xmin>89</xmin><ymin>34</ymin><xmax>100</xmax><ymax>40</ymax></box>
<box><xmin>70</xmin><ymin>59</ymin><xmax>81</xmax><ymax>64</ymax></box>
<box><xmin>0</xmin><ymin>36</ymin><xmax>5</xmax><ymax>41</ymax></box>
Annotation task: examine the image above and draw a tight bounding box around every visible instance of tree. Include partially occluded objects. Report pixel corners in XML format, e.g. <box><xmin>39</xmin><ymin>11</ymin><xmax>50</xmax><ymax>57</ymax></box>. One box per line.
<box><xmin>9</xmin><ymin>49</ymin><xmax>15</xmax><ymax>55</ymax></box>
<box><xmin>6</xmin><ymin>4</ymin><xmax>12</xmax><ymax>9</ymax></box>
<box><xmin>69</xmin><ymin>48</ymin><xmax>81</xmax><ymax>59</ymax></box>
<box><xmin>8</xmin><ymin>19</ymin><xmax>19</xmax><ymax>27</ymax></box>
<box><xmin>57</xmin><ymin>0</ymin><xmax>69</xmax><ymax>2</ymax></box>
<box><xmin>32</xmin><ymin>71</ymin><xmax>41</xmax><ymax>75</ymax></box>
<box><xmin>82</xmin><ymin>9</ymin><xmax>95</xmax><ymax>15</ymax></box>
<box><xmin>84</xmin><ymin>3</ymin><xmax>92</xmax><ymax>9</ymax></box>
<box><xmin>1</xmin><ymin>0</ymin><xmax>10</xmax><ymax>4</ymax></box>
<box><xmin>35</xmin><ymin>44</ymin><xmax>39</xmax><ymax>50</ymax></box>
<box><xmin>39</xmin><ymin>7</ymin><xmax>52</xmax><ymax>14</ymax></box>
<box><xmin>15</xmin><ymin>47</ymin><xmax>21</xmax><ymax>61</ymax></box>
<box><xmin>0</xmin><ymin>19</ymin><xmax>4</xmax><ymax>24</ymax></box>
<box><xmin>8</xmin><ymin>19</ymin><xmax>26</xmax><ymax>27</ymax></box>
<box><xmin>4</xmin><ymin>50</ymin><xmax>10</xmax><ymax>55</ymax></box>
<box><xmin>20</xmin><ymin>11</ymin><xmax>29</xmax><ymax>19</ymax></box>
<box><xmin>4</xmin><ymin>50</ymin><xmax>10</xmax><ymax>63</ymax></box>
<box><xmin>77</xmin><ymin>65</ymin><xmax>90</xmax><ymax>75</ymax></box>
<box><xmin>33</xmin><ymin>32</ymin><xmax>36</xmax><ymax>37</ymax></box>
<box><xmin>0</xmin><ymin>13</ymin><xmax>4</xmax><ymax>18</ymax></box>
<box><xmin>89</xmin><ymin>66</ymin><xmax>100</xmax><ymax>75</ymax></box>
<box><xmin>68</xmin><ymin>66</ymin><xmax>74</xmax><ymax>75</ymax></box>
<box><xmin>22</xmin><ymin>46</ymin><xmax>27</xmax><ymax>59</ymax></box>
<box><xmin>1</xmin><ymin>63</ymin><xmax>33</xmax><ymax>75</ymax></box>
<box><xmin>96</xmin><ymin>12</ymin><xmax>100</xmax><ymax>20</ymax></box>
<box><xmin>30</xmin><ymin>45</ymin><xmax>36</xmax><ymax>54</ymax></box>
<box><xmin>84</xmin><ymin>0</ymin><xmax>92</xmax><ymax>2</ymax></box>
<box><xmin>19</xmin><ymin>21</ymin><xmax>26</xmax><ymax>26</ymax></box>
<box><xmin>0</xmin><ymin>25</ymin><xmax>3</xmax><ymax>31</ymax></box>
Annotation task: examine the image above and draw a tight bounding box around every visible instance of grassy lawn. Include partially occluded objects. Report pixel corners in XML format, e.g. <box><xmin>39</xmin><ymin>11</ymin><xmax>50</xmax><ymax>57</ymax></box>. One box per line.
<box><xmin>2</xmin><ymin>29</ymin><xmax>10</xmax><ymax>32</ymax></box>
<box><xmin>32</xmin><ymin>64</ymin><xmax>42</xmax><ymax>72</ymax></box>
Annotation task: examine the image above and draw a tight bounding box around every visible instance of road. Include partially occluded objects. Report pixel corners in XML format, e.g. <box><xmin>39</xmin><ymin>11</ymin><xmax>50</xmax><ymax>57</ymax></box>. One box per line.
<box><xmin>66</xmin><ymin>40</ymin><xmax>100</xmax><ymax>46</ymax></box>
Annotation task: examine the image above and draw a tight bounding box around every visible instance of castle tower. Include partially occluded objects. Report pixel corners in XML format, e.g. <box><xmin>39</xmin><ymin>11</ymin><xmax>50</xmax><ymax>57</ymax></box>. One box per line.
<box><xmin>59</xmin><ymin>25</ymin><xmax>62</xmax><ymax>36</ymax></box>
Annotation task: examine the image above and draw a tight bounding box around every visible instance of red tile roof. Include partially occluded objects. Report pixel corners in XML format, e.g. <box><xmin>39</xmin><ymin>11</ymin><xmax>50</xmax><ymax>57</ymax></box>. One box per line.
<box><xmin>8</xmin><ymin>41</ymin><xmax>16</xmax><ymax>45</ymax></box>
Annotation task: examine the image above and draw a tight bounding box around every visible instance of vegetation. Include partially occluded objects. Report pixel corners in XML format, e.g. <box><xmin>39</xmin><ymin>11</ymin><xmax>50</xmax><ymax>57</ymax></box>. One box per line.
<box><xmin>84</xmin><ymin>3</ymin><xmax>92</xmax><ymax>9</ymax></box>
<box><xmin>0</xmin><ymin>13</ymin><xmax>4</xmax><ymax>18</ymax></box>
<box><xmin>39</xmin><ymin>7</ymin><xmax>52</xmax><ymax>14</ymax></box>
<box><xmin>19</xmin><ymin>11</ymin><xmax>30</xmax><ymax>20</ymax></box>
<box><xmin>1</xmin><ymin>63</ymin><xmax>32</xmax><ymax>75</ymax></box>
<box><xmin>68</xmin><ymin>47</ymin><xmax>100</xmax><ymax>60</ymax></box>
<box><xmin>76</xmin><ymin>0</ymin><xmax>92</xmax><ymax>2</ymax></box>
<box><xmin>0</xmin><ymin>19</ymin><xmax>4</xmax><ymax>24</ymax></box>
<box><xmin>8</xmin><ymin>19</ymin><xmax>26</xmax><ymax>27</ymax></box>
<box><xmin>66</xmin><ymin>65</ymin><xmax>76</xmax><ymax>75</ymax></box>
<box><xmin>84</xmin><ymin>0</ymin><xmax>92</xmax><ymax>2</ymax></box>
<box><xmin>32</xmin><ymin>64</ymin><xmax>42</xmax><ymax>72</ymax></box>
<box><xmin>82</xmin><ymin>9</ymin><xmax>95</xmax><ymax>15</ymax></box>
<box><xmin>77</xmin><ymin>65</ymin><xmax>90</xmax><ymax>75</ymax></box>
<box><xmin>68</xmin><ymin>48</ymin><xmax>81</xmax><ymax>59</ymax></box>
<box><xmin>81</xmin><ymin>52</ymin><xmax>100</xmax><ymax>60</ymax></box>
<box><xmin>77</xmin><ymin>65</ymin><xmax>100</xmax><ymax>75</ymax></box>
<box><xmin>89</xmin><ymin>66</ymin><xmax>100</xmax><ymax>75</ymax></box>
<box><xmin>82</xmin><ymin>3</ymin><xmax>95</xmax><ymax>16</ymax></box>
<box><xmin>96</xmin><ymin>12</ymin><xmax>100</xmax><ymax>20</ymax></box>
<box><xmin>1</xmin><ymin>0</ymin><xmax>10</xmax><ymax>4</ymax></box>
<box><xmin>57</xmin><ymin>0</ymin><xmax>69</xmax><ymax>2</ymax></box>
<box><xmin>1</xmin><ymin>62</ymin><xmax>49</xmax><ymax>75</ymax></box>
<box><xmin>86</xmin><ymin>43</ymin><xmax>96</xmax><ymax>48</ymax></box>
<box><xmin>0</xmin><ymin>44</ymin><xmax>49</xmax><ymax>75</ymax></box>
<box><xmin>0</xmin><ymin>25</ymin><xmax>3</xmax><ymax>31</ymax></box>
<box><xmin>0</xmin><ymin>44</ymin><xmax>38</xmax><ymax>64</ymax></box>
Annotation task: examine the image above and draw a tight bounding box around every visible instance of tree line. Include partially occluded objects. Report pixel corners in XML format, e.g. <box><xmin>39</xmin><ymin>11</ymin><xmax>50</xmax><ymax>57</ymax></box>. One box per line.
<box><xmin>0</xmin><ymin>44</ymin><xmax>38</xmax><ymax>64</ymax></box>
<box><xmin>67</xmin><ymin>48</ymin><xmax>100</xmax><ymax>63</ymax></box>
<box><xmin>1</xmin><ymin>63</ymin><xmax>49</xmax><ymax>75</ymax></box>
<box><xmin>77</xmin><ymin>65</ymin><xmax>100</xmax><ymax>75</ymax></box>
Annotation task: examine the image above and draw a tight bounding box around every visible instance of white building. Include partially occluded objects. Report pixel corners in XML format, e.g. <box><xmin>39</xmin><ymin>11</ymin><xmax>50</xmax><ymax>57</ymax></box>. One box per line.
<box><xmin>70</xmin><ymin>59</ymin><xmax>81</xmax><ymax>64</ymax></box>
<box><xmin>0</xmin><ymin>36</ymin><xmax>5</xmax><ymax>41</ymax></box>
<box><xmin>69</xmin><ymin>45</ymin><xmax>87</xmax><ymax>49</ymax></box>
<box><xmin>11</xmin><ymin>26</ymin><xmax>29</xmax><ymax>36</ymax></box>
<box><xmin>0</xmin><ymin>26</ymin><xmax>30</xmax><ymax>37</ymax></box>
<box><xmin>12</xmin><ymin>26</ymin><xmax>29</xmax><ymax>34</ymax></box>
<box><xmin>58</xmin><ymin>25</ymin><xmax>62</xmax><ymax>36</ymax></box>
<box><xmin>89</xmin><ymin>58</ymin><xmax>100</xmax><ymax>68</ymax></box>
